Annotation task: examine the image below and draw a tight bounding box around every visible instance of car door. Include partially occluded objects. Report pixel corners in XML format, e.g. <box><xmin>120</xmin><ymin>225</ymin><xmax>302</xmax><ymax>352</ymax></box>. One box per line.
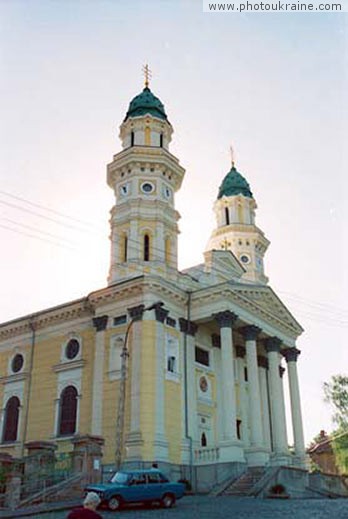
<box><xmin>146</xmin><ymin>471</ymin><xmax>163</xmax><ymax>500</ymax></box>
<box><xmin>125</xmin><ymin>473</ymin><xmax>148</xmax><ymax>503</ymax></box>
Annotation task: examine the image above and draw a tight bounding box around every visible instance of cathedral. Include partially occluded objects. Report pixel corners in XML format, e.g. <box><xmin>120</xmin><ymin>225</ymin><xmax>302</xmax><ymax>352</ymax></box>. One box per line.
<box><xmin>0</xmin><ymin>76</ymin><xmax>306</xmax><ymax>490</ymax></box>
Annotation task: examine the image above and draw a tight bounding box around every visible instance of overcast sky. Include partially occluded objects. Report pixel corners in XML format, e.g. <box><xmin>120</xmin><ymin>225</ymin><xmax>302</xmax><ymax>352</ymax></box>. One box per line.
<box><xmin>0</xmin><ymin>1</ymin><xmax>347</xmax><ymax>444</ymax></box>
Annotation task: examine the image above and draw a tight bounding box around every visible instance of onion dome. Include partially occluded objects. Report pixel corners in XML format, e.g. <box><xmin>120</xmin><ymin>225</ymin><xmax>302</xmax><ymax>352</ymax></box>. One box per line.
<box><xmin>124</xmin><ymin>87</ymin><xmax>168</xmax><ymax>122</ymax></box>
<box><xmin>217</xmin><ymin>165</ymin><xmax>253</xmax><ymax>199</ymax></box>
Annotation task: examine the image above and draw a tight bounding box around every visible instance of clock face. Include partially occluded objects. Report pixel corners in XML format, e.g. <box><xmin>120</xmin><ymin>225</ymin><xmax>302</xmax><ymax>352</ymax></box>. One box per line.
<box><xmin>141</xmin><ymin>182</ymin><xmax>154</xmax><ymax>193</ymax></box>
<box><xmin>240</xmin><ymin>254</ymin><xmax>250</xmax><ymax>264</ymax></box>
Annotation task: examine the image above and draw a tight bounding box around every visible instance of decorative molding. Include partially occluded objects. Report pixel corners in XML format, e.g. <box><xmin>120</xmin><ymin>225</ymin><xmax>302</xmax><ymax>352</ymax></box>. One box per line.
<box><xmin>257</xmin><ymin>355</ymin><xmax>268</xmax><ymax>369</ymax></box>
<box><xmin>52</xmin><ymin>359</ymin><xmax>86</xmax><ymax>373</ymax></box>
<box><xmin>127</xmin><ymin>305</ymin><xmax>145</xmax><ymax>321</ymax></box>
<box><xmin>92</xmin><ymin>315</ymin><xmax>108</xmax><ymax>332</ymax></box>
<box><xmin>0</xmin><ymin>372</ymin><xmax>29</xmax><ymax>385</ymax></box>
<box><xmin>154</xmin><ymin>306</ymin><xmax>169</xmax><ymax>323</ymax></box>
<box><xmin>265</xmin><ymin>336</ymin><xmax>282</xmax><ymax>353</ymax></box>
<box><xmin>282</xmin><ymin>347</ymin><xmax>301</xmax><ymax>363</ymax></box>
<box><xmin>213</xmin><ymin>310</ymin><xmax>238</xmax><ymax>329</ymax></box>
<box><xmin>242</xmin><ymin>325</ymin><xmax>261</xmax><ymax>341</ymax></box>
<box><xmin>178</xmin><ymin>318</ymin><xmax>198</xmax><ymax>336</ymax></box>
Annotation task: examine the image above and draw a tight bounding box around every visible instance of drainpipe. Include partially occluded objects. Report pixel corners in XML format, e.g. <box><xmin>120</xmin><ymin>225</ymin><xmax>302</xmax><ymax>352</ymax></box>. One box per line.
<box><xmin>21</xmin><ymin>318</ymin><xmax>36</xmax><ymax>457</ymax></box>
<box><xmin>183</xmin><ymin>290</ymin><xmax>194</xmax><ymax>489</ymax></box>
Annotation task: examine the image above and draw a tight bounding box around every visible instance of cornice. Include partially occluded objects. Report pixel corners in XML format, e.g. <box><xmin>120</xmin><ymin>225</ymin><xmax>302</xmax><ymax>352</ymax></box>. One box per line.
<box><xmin>0</xmin><ymin>371</ymin><xmax>29</xmax><ymax>384</ymax></box>
<box><xmin>189</xmin><ymin>282</ymin><xmax>303</xmax><ymax>338</ymax></box>
<box><xmin>52</xmin><ymin>359</ymin><xmax>86</xmax><ymax>373</ymax></box>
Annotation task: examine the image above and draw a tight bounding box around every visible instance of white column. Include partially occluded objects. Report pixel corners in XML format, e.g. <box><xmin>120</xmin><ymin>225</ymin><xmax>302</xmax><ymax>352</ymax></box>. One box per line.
<box><xmin>91</xmin><ymin>315</ymin><xmax>108</xmax><ymax>435</ymax></box>
<box><xmin>243</xmin><ymin>326</ymin><xmax>263</xmax><ymax>448</ymax></box>
<box><xmin>258</xmin><ymin>356</ymin><xmax>271</xmax><ymax>451</ymax></box>
<box><xmin>180</xmin><ymin>318</ymin><xmax>198</xmax><ymax>464</ymax></box>
<box><xmin>214</xmin><ymin>311</ymin><xmax>238</xmax><ymax>442</ymax></box>
<box><xmin>125</xmin><ymin>305</ymin><xmax>144</xmax><ymax>460</ymax></box>
<box><xmin>236</xmin><ymin>346</ymin><xmax>250</xmax><ymax>447</ymax></box>
<box><xmin>279</xmin><ymin>365</ymin><xmax>289</xmax><ymax>451</ymax></box>
<box><xmin>153</xmin><ymin>307</ymin><xmax>169</xmax><ymax>459</ymax></box>
<box><xmin>266</xmin><ymin>337</ymin><xmax>288</xmax><ymax>456</ymax></box>
<box><xmin>283</xmin><ymin>348</ymin><xmax>306</xmax><ymax>459</ymax></box>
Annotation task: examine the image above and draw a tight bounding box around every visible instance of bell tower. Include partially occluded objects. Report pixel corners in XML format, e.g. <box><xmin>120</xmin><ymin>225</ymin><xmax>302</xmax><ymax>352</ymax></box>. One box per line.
<box><xmin>206</xmin><ymin>156</ymin><xmax>269</xmax><ymax>284</ymax></box>
<box><xmin>107</xmin><ymin>70</ymin><xmax>185</xmax><ymax>285</ymax></box>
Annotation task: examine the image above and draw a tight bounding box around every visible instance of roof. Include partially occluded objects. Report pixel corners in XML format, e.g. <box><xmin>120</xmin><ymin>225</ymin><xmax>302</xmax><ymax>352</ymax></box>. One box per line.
<box><xmin>217</xmin><ymin>165</ymin><xmax>253</xmax><ymax>199</ymax></box>
<box><xmin>124</xmin><ymin>87</ymin><xmax>168</xmax><ymax>122</ymax></box>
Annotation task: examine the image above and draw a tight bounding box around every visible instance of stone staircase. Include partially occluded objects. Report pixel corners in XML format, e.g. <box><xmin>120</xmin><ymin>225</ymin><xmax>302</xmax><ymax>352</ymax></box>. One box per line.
<box><xmin>221</xmin><ymin>467</ymin><xmax>267</xmax><ymax>496</ymax></box>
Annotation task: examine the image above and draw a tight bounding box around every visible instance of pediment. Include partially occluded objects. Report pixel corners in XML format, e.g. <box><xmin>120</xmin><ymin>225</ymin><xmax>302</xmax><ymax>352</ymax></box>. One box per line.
<box><xmin>232</xmin><ymin>284</ymin><xmax>304</xmax><ymax>334</ymax></box>
<box><xmin>204</xmin><ymin>249</ymin><xmax>245</xmax><ymax>279</ymax></box>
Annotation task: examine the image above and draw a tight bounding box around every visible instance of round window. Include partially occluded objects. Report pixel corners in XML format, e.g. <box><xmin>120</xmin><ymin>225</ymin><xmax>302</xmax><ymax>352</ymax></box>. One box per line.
<box><xmin>141</xmin><ymin>182</ymin><xmax>154</xmax><ymax>193</ymax></box>
<box><xmin>240</xmin><ymin>255</ymin><xmax>250</xmax><ymax>264</ymax></box>
<box><xmin>65</xmin><ymin>339</ymin><xmax>80</xmax><ymax>360</ymax></box>
<box><xmin>12</xmin><ymin>354</ymin><xmax>24</xmax><ymax>373</ymax></box>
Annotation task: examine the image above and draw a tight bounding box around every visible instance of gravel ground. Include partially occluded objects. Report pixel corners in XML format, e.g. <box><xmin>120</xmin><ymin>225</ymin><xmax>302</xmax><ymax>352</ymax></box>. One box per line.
<box><xmin>17</xmin><ymin>495</ymin><xmax>348</xmax><ymax>519</ymax></box>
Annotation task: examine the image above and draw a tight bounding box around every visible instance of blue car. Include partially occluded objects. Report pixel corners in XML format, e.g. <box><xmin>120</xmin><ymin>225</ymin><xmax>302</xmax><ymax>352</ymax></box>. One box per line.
<box><xmin>85</xmin><ymin>469</ymin><xmax>185</xmax><ymax>511</ymax></box>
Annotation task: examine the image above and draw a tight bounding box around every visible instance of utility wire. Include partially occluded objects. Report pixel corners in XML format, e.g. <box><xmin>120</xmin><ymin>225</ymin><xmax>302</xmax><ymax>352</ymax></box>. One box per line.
<box><xmin>2</xmin><ymin>217</ymin><xmax>77</xmax><ymax>245</ymax></box>
<box><xmin>0</xmin><ymin>224</ymin><xmax>76</xmax><ymax>251</ymax></box>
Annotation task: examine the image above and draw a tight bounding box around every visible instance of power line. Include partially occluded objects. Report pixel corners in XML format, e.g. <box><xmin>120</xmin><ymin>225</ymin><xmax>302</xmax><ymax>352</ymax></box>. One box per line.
<box><xmin>0</xmin><ymin>224</ymin><xmax>76</xmax><ymax>251</ymax></box>
<box><xmin>2</xmin><ymin>217</ymin><xmax>77</xmax><ymax>245</ymax></box>
<box><xmin>0</xmin><ymin>190</ymin><xmax>98</xmax><ymax>227</ymax></box>
<box><xmin>0</xmin><ymin>199</ymin><xmax>100</xmax><ymax>234</ymax></box>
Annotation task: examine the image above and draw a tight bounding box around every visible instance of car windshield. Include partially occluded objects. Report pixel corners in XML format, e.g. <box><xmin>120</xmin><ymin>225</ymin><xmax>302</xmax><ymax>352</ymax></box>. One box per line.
<box><xmin>109</xmin><ymin>471</ymin><xmax>130</xmax><ymax>484</ymax></box>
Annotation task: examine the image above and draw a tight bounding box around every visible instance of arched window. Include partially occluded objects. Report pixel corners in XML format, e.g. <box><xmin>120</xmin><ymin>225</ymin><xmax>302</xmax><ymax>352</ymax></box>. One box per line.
<box><xmin>123</xmin><ymin>235</ymin><xmax>128</xmax><ymax>262</ymax></box>
<box><xmin>160</xmin><ymin>133</ymin><xmax>163</xmax><ymax>147</ymax></box>
<box><xmin>225</xmin><ymin>207</ymin><xmax>230</xmax><ymax>225</ymax></box>
<box><xmin>201</xmin><ymin>432</ymin><xmax>207</xmax><ymax>447</ymax></box>
<box><xmin>130</xmin><ymin>131</ymin><xmax>135</xmax><ymax>147</ymax></box>
<box><xmin>144</xmin><ymin>234</ymin><xmax>150</xmax><ymax>261</ymax></box>
<box><xmin>2</xmin><ymin>396</ymin><xmax>20</xmax><ymax>443</ymax></box>
<box><xmin>58</xmin><ymin>386</ymin><xmax>78</xmax><ymax>436</ymax></box>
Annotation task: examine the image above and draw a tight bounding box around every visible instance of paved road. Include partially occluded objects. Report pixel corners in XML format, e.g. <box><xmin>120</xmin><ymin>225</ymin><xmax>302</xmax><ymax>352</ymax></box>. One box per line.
<box><xmin>20</xmin><ymin>496</ymin><xmax>348</xmax><ymax>519</ymax></box>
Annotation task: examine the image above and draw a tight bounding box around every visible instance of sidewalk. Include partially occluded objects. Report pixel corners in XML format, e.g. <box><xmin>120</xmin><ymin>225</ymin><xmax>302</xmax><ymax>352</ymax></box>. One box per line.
<box><xmin>0</xmin><ymin>499</ymin><xmax>80</xmax><ymax>518</ymax></box>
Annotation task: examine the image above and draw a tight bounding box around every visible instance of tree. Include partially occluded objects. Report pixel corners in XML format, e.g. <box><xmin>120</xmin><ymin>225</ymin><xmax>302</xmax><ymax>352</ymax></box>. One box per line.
<box><xmin>323</xmin><ymin>374</ymin><xmax>348</xmax><ymax>430</ymax></box>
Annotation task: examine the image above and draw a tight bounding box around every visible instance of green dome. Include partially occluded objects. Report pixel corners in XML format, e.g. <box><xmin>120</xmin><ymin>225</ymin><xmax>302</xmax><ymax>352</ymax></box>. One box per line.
<box><xmin>124</xmin><ymin>87</ymin><xmax>168</xmax><ymax>121</ymax></box>
<box><xmin>217</xmin><ymin>165</ymin><xmax>253</xmax><ymax>199</ymax></box>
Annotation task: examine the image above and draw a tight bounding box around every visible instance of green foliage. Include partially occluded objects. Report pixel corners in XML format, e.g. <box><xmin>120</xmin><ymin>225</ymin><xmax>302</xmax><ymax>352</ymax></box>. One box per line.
<box><xmin>323</xmin><ymin>375</ymin><xmax>348</xmax><ymax>429</ymax></box>
<box><xmin>332</xmin><ymin>432</ymin><xmax>348</xmax><ymax>475</ymax></box>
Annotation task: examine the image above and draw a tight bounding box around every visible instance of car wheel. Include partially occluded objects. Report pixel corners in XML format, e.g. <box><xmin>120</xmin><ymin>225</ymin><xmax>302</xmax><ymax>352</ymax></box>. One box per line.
<box><xmin>161</xmin><ymin>493</ymin><xmax>175</xmax><ymax>508</ymax></box>
<box><xmin>108</xmin><ymin>495</ymin><xmax>122</xmax><ymax>511</ymax></box>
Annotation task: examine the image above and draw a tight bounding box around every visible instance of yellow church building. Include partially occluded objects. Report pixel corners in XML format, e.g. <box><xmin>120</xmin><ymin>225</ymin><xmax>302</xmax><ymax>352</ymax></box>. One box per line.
<box><xmin>0</xmin><ymin>78</ymin><xmax>306</xmax><ymax>491</ymax></box>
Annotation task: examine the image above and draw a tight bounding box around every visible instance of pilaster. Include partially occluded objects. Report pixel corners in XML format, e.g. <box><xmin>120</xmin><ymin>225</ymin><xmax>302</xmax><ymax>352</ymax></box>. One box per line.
<box><xmin>91</xmin><ymin>315</ymin><xmax>108</xmax><ymax>436</ymax></box>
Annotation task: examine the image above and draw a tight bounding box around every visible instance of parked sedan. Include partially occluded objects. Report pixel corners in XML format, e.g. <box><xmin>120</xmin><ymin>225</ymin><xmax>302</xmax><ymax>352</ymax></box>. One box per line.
<box><xmin>85</xmin><ymin>469</ymin><xmax>185</xmax><ymax>511</ymax></box>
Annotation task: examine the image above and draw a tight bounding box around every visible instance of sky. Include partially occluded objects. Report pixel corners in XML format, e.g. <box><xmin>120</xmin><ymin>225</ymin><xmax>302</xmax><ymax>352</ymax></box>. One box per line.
<box><xmin>0</xmin><ymin>0</ymin><xmax>347</xmax><ymax>445</ymax></box>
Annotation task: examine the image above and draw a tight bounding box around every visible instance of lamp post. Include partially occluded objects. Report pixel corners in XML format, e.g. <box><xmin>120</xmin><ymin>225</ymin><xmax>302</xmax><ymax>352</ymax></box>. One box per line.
<box><xmin>115</xmin><ymin>301</ymin><xmax>164</xmax><ymax>470</ymax></box>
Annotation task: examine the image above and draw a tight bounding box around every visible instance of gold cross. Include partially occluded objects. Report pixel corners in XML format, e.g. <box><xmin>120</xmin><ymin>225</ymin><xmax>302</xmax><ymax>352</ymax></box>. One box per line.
<box><xmin>142</xmin><ymin>64</ymin><xmax>152</xmax><ymax>88</ymax></box>
<box><xmin>221</xmin><ymin>237</ymin><xmax>231</xmax><ymax>250</ymax></box>
<box><xmin>230</xmin><ymin>145</ymin><xmax>235</xmax><ymax>167</ymax></box>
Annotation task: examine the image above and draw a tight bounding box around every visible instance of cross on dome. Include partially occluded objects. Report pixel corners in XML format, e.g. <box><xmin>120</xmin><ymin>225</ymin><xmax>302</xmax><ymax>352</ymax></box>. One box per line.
<box><xmin>142</xmin><ymin>63</ymin><xmax>152</xmax><ymax>88</ymax></box>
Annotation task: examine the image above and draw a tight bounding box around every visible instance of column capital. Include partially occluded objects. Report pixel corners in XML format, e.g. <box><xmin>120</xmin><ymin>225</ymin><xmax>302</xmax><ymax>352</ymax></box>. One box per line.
<box><xmin>235</xmin><ymin>345</ymin><xmax>246</xmax><ymax>358</ymax></box>
<box><xmin>179</xmin><ymin>318</ymin><xmax>198</xmax><ymax>336</ymax></box>
<box><xmin>154</xmin><ymin>306</ymin><xmax>169</xmax><ymax>323</ymax></box>
<box><xmin>257</xmin><ymin>355</ymin><xmax>268</xmax><ymax>369</ymax></box>
<box><xmin>279</xmin><ymin>366</ymin><xmax>286</xmax><ymax>378</ymax></box>
<box><xmin>211</xmin><ymin>334</ymin><xmax>221</xmax><ymax>349</ymax></box>
<box><xmin>128</xmin><ymin>304</ymin><xmax>145</xmax><ymax>321</ymax></box>
<box><xmin>242</xmin><ymin>325</ymin><xmax>262</xmax><ymax>341</ymax></box>
<box><xmin>92</xmin><ymin>315</ymin><xmax>108</xmax><ymax>332</ymax></box>
<box><xmin>282</xmin><ymin>347</ymin><xmax>301</xmax><ymax>363</ymax></box>
<box><xmin>213</xmin><ymin>310</ymin><xmax>238</xmax><ymax>329</ymax></box>
<box><xmin>265</xmin><ymin>336</ymin><xmax>282</xmax><ymax>353</ymax></box>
